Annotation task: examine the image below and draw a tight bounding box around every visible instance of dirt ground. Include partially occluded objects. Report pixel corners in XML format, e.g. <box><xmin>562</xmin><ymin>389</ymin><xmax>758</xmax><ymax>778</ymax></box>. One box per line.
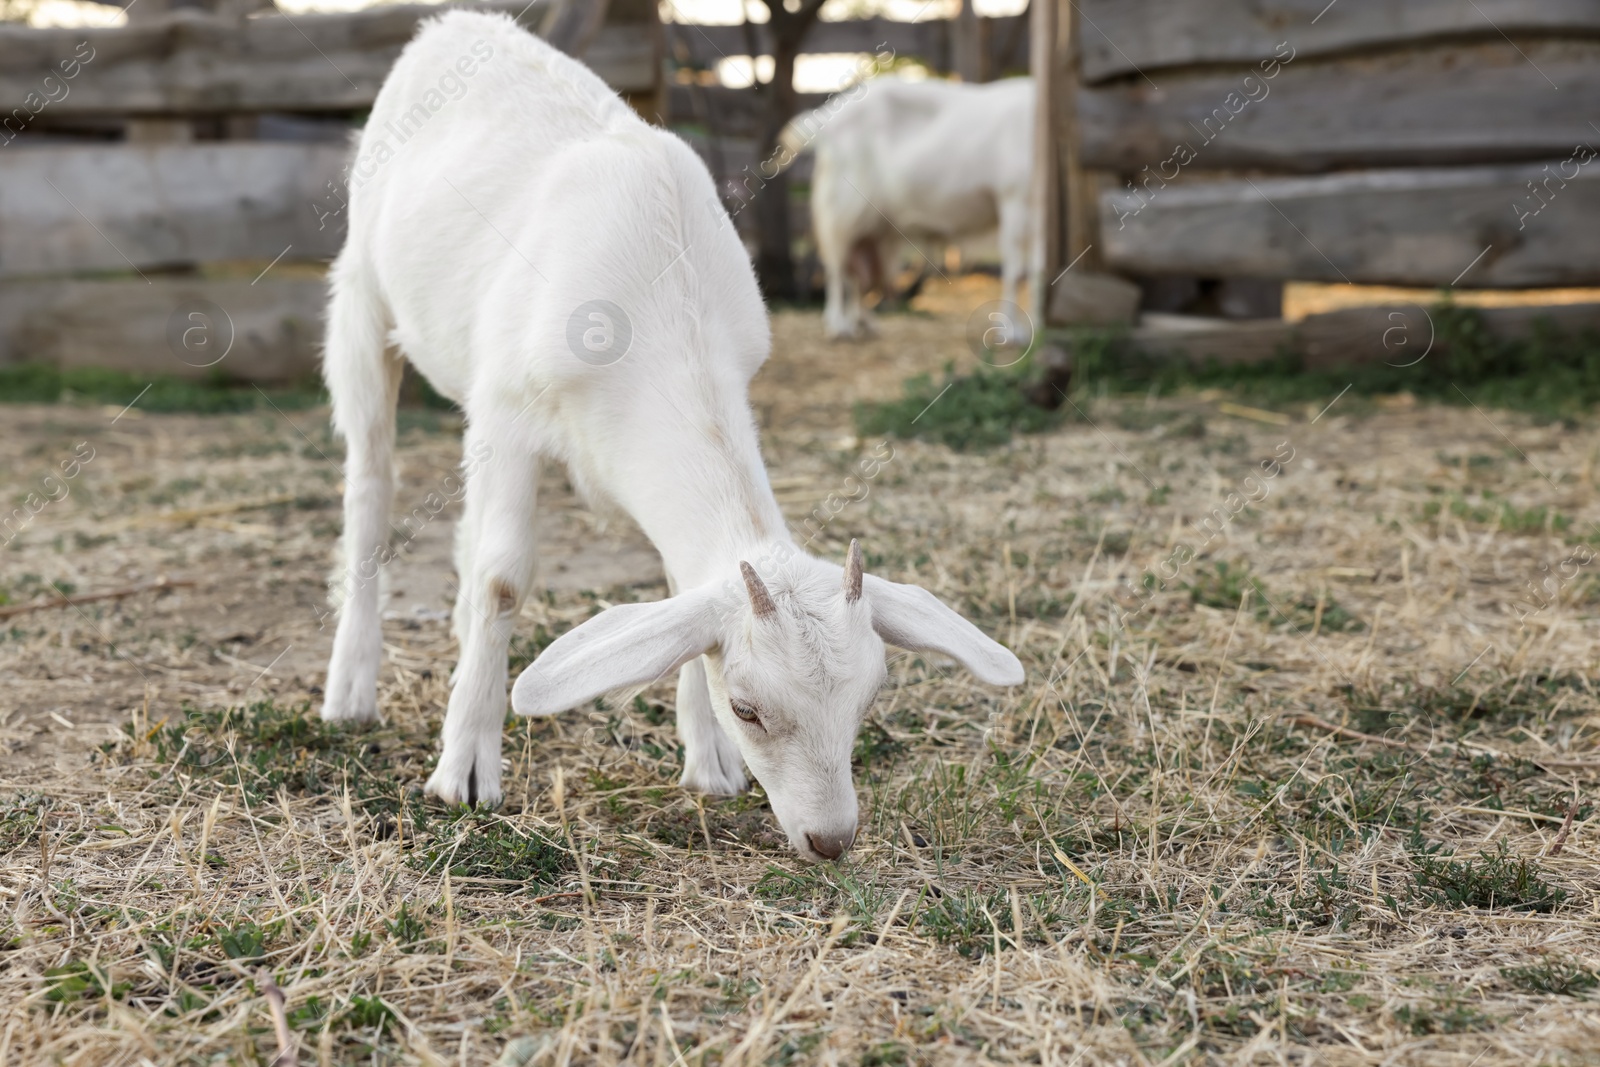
<box><xmin>3</xmin><ymin>277</ymin><xmax>1600</xmax><ymax>1065</ymax></box>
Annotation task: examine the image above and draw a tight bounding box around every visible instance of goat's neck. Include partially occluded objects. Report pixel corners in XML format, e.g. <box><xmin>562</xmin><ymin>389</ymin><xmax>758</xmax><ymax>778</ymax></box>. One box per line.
<box><xmin>607</xmin><ymin>394</ymin><xmax>792</xmax><ymax>590</ymax></box>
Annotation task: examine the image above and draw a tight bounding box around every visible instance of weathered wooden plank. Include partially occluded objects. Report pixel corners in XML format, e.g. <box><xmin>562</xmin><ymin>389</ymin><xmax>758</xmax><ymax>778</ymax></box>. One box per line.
<box><xmin>0</xmin><ymin>143</ymin><xmax>347</xmax><ymax>278</ymax></box>
<box><xmin>1300</xmin><ymin>302</ymin><xmax>1600</xmax><ymax>370</ymax></box>
<box><xmin>1130</xmin><ymin>314</ymin><xmax>1294</xmax><ymax>366</ymax></box>
<box><xmin>666</xmin><ymin>86</ymin><xmax>829</xmax><ymax>139</ymax></box>
<box><xmin>0</xmin><ymin>0</ymin><xmax>656</xmax><ymax>119</ymax></box>
<box><xmin>0</xmin><ymin>277</ymin><xmax>325</xmax><ymax>382</ymax></box>
<box><xmin>666</xmin><ymin>14</ymin><xmax>1029</xmax><ymax>75</ymax></box>
<box><xmin>1077</xmin><ymin>0</ymin><xmax>1600</xmax><ymax>84</ymax></box>
<box><xmin>1100</xmin><ymin>162</ymin><xmax>1600</xmax><ymax>287</ymax></box>
<box><xmin>1030</xmin><ymin>0</ymin><xmax>1064</xmax><ymax>320</ymax></box>
<box><xmin>1079</xmin><ymin>40</ymin><xmax>1600</xmax><ymax>173</ymax></box>
<box><xmin>0</xmin><ymin>128</ymin><xmax>802</xmax><ymax>279</ymax></box>
<box><xmin>1070</xmin><ymin>303</ymin><xmax>1600</xmax><ymax>371</ymax></box>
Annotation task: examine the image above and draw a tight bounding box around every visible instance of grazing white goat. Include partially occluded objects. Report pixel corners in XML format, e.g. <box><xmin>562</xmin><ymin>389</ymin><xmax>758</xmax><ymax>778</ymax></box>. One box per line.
<box><xmin>782</xmin><ymin>77</ymin><xmax>1038</xmax><ymax>341</ymax></box>
<box><xmin>319</xmin><ymin>11</ymin><xmax>1023</xmax><ymax>863</ymax></box>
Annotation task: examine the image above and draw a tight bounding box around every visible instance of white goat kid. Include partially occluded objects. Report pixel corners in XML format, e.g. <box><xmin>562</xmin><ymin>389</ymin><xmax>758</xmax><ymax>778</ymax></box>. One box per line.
<box><xmin>319</xmin><ymin>12</ymin><xmax>1023</xmax><ymax>863</ymax></box>
<box><xmin>783</xmin><ymin>77</ymin><xmax>1038</xmax><ymax>341</ymax></box>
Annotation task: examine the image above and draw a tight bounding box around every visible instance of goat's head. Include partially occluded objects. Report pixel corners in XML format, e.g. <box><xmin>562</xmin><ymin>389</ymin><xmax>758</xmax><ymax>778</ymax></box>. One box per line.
<box><xmin>509</xmin><ymin>540</ymin><xmax>1023</xmax><ymax>863</ymax></box>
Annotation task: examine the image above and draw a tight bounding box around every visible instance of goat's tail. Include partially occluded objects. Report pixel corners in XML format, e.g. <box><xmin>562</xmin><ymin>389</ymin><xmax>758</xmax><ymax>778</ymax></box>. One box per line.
<box><xmin>323</xmin><ymin>253</ymin><xmax>398</xmax><ymax>450</ymax></box>
<box><xmin>322</xmin><ymin>252</ymin><xmax>400</xmax><ymax>612</ymax></box>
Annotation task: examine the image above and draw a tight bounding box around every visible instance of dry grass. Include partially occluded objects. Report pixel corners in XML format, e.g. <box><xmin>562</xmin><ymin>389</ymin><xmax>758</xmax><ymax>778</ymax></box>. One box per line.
<box><xmin>3</xmin><ymin>279</ymin><xmax>1600</xmax><ymax>1065</ymax></box>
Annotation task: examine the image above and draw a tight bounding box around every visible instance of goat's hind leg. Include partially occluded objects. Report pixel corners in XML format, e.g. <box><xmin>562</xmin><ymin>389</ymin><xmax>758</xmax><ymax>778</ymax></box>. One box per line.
<box><xmin>321</xmin><ymin>259</ymin><xmax>400</xmax><ymax>724</ymax></box>
<box><xmin>426</xmin><ymin>421</ymin><xmax>539</xmax><ymax>807</ymax></box>
<box><xmin>997</xmin><ymin>190</ymin><xmax>1031</xmax><ymax>319</ymax></box>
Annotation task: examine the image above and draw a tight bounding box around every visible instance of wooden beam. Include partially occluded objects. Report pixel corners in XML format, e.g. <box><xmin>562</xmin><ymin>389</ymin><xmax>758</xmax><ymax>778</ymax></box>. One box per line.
<box><xmin>1076</xmin><ymin>0</ymin><xmax>1600</xmax><ymax>84</ymax></box>
<box><xmin>0</xmin><ymin>277</ymin><xmax>325</xmax><ymax>382</ymax></box>
<box><xmin>540</xmin><ymin>0</ymin><xmax>611</xmax><ymax>57</ymax></box>
<box><xmin>0</xmin><ymin>0</ymin><xmax>656</xmax><ymax>119</ymax></box>
<box><xmin>952</xmin><ymin>0</ymin><xmax>986</xmax><ymax>83</ymax></box>
<box><xmin>1078</xmin><ymin>40</ymin><xmax>1600</xmax><ymax>173</ymax></box>
<box><xmin>665</xmin><ymin>86</ymin><xmax>830</xmax><ymax>140</ymax></box>
<box><xmin>1058</xmin><ymin>0</ymin><xmax>1098</xmax><ymax>272</ymax></box>
<box><xmin>665</xmin><ymin>14</ymin><xmax>1030</xmax><ymax>75</ymax></box>
<box><xmin>1129</xmin><ymin>315</ymin><xmax>1294</xmax><ymax>366</ymax></box>
<box><xmin>1300</xmin><ymin>302</ymin><xmax>1600</xmax><ymax>370</ymax></box>
<box><xmin>1099</xmin><ymin>162</ymin><xmax>1600</xmax><ymax>288</ymax></box>
<box><xmin>0</xmin><ymin>132</ymin><xmax>798</xmax><ymax>281</ymax></box>
<box><xmin>1103</xmin><ymin>303</ymin><xmax>1600</xmax><ymax>370</ymax></box>
<box><xmin>0</xmin><ymin>143</ymin><xmax>347</xmax><ymax>278</ymax></box>
<box><xmin>1028</xmin><ymin>0</ymin><xmax>1061</xmax><ymax>324</ymax></box>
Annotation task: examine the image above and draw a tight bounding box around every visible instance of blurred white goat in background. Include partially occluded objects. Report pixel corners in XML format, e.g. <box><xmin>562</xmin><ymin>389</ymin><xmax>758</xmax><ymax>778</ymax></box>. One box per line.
<box><xmin>782</xmin><ymin>76</ymin><xmax>1038</xmax><ymax>340</ymax></box>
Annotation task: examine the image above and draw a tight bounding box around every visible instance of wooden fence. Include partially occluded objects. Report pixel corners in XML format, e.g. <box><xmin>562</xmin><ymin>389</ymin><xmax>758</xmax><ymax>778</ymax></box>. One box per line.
<box><xmin>1037</xmin><ymin>0</ymin><xmax>1600</xmax><ymax>354</ymax></box>
<box><xmin>0</xmin><ymin>0</ymin><xmax>655</xmax><ymax>124</ymax></box>
<box><xmin>0</xmin><ymin>3</ymin><xmax>1027</xmax><ymax>380</ymax></box>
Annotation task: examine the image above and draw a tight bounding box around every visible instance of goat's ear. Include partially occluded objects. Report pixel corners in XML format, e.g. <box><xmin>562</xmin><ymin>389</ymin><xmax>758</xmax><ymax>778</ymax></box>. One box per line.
<box><xmin>511</xmin><ymin>592</ymin><xmax>718</xmax><ymax>716</ymax></box>
<box><xmin>861</xmin><ymin>575</ymin><xmax>1024</xmax><ymax>686</ymax></box>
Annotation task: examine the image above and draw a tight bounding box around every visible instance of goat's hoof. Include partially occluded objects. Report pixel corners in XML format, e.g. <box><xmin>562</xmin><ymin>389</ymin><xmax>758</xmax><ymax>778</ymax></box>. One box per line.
<box><xmin>319</xmin><ymin>662</ymin><xmax>381</xmax><ymax>723</ymax></box>
<box><xmin>318</xmin><ymin>694</ymin><xmax>380</xmax><ymax>724</ymax></box>
<box><xmin>425</xmin><ymin>758</ymin><xmax>503</xmax><ymax>809</ymax></box>
<box><xmin>824</xmin><ymin>322</ymin><xmax>874</xmax><ymax>343</ymax></box>
<box><xmin>680</xmin><ymin>763</ymin><xmax>748</xmax><ymax>797</ymax></box>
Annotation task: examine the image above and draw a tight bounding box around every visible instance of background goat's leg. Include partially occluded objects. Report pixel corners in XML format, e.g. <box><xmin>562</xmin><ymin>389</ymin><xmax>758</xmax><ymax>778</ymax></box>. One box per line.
<box><xmin>818</xmin><ymin>221</ymin><xmax>854</xmax><ymax>341</ymax></box>
<box><xmin>997</xmin><ymin>190</ymin><xmax>1031</xmax><ymax>316</ymax></box>
<box><xmin>677</xmin><ymin>658</ymin><xmax>747</xmax><ymax>795</ymax></box>
<box><xmin>321</xmin><ymin>261</ymin><xmax>399</xmax><ymax>724</ymax></box>
<box><xmin>426</xmin><ymin>427</ymin><xmax>540</xmax><ymax>807</ymax></box>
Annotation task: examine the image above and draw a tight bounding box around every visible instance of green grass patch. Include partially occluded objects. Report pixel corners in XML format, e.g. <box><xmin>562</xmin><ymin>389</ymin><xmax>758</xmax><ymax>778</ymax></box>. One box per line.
<box><xmin>856</xmin><ymin>301</ymin><xmax>1600</xmax><ymax>452</ymax></box>
<box><xmin>1392</xmin><ymin>999</ymin><xmax>1495</xmax><ymax>1036</ymax></box>
<box><xmin>1419</xmin><ymin>492</ymin><xmax>1572</xmax><ymax>535</ymax></box>
<box><xmin>914</xmin><ymin>885</ymin><xmax>1063</xmax><ymax>959</ymax></box>
<box><xmin>1072</xmin><ymin>301</ymin><xmax>1600</xmax><ymax>423</ymax></box>
<box><xmin>0</xmin><ymin>793</ymin><xmax>49</xmax><ymax>855</ymax></box>
<box><xmin>645</xmin><ymin>793</ymin><xmax>785</xmax><ymax>853</ymax></box>
<box><xmin>1407</xmin><ymin>837</ymin><xmax>1566</xmax><ymax>912</ymax></box>
<box><xmin>507</xmin><ymin>622</ymin><xmax>572</xmax><ymax>674</ymax></box>
<box><xmin>1</xmin><ymin>362</ymin><xmax>455</xmax><ymax>414</ymax></box>
<box><xmin>214</xmin><ymin>920</ymin><xmax>272</xmax><ymax>962</ymax></box>
<box><xmin>44</xmin><ymin>959</ymin><xmax>132</xmax><ymax>1003</ymax></box>
<box><xmin>411</xmin><ymin>812</ymin><xmax>570</xmax><ymax>888</ymax></box>
<box><xmin>1343</xmin><ymin>674</ymin><xmax>1591</xmax><ymax>736</ymax></box>
<box><xmin>1500</xmin><ymin>957</ymin><xmax>1599</xmax><ymax>996</ymax></box>
<box><xmin>110</xmin><ymin>699</ymin><xmax>426</xmax><ymax>828</ymax></box>
<box><xmin>1181</xmin><ymin>562</ymin><xmax>1362</xmax><ymax>634</ymax></box>
<box><xmin>854</xmin><ymin>360</ymin><xmax>1060</xmax><ymax>451</ymax></box>
<box><xmin>0</xmin><ymin>364</ymin><xmax>323</xmax><ymax>414</ymax></box>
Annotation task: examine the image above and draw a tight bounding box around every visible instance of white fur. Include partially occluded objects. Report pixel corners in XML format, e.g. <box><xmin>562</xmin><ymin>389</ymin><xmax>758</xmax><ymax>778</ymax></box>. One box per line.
<box><xmin>319</xmin><ymin>11</ymin><xmax>1024</xmax><ymax>862</ymax></box>
<box><xmin>783</xmin><ymin>77</ymin><xmax>1039</xmax><ymax>340</ymax></box>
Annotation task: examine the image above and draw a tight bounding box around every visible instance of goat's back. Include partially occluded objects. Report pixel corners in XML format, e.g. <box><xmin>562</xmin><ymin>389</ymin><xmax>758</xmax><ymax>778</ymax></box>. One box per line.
<box><xmin>331</xmin><ymin>11</ymin><xmax>768</xmax><ymax>435</ymax></box>
<box><xmin>809</xmin><ymin>77</ymin><xmax>1034</xmax><ymax>239</ymax></box>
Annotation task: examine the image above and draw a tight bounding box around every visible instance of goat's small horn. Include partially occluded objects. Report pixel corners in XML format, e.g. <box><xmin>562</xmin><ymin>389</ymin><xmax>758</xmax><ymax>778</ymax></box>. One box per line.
<box><xmin>843</xmin><ymin>538</ymin><xmax>864</xmax><ymax>603</ymax></box>
<box><xmin>740</xmin><ymin>561</ymin><xmax>777</xmax><ymax>620</ymax></box>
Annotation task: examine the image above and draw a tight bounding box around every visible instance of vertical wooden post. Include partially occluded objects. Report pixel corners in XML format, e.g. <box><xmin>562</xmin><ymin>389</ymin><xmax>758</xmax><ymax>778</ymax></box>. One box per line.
<box><xmin>954</xmin><ymin>0</ymin><xmax>987</xmax><ymax>83</ymax></box>
<box><xmin>1059</xmin><ymin>1</ymin><xmax>1101</xmax><ymax>274</ymax></box>
<box><xmin>1029</xmin><ymin>0</ymin><xmax>1061</xmax><ymax>323</ymax></box>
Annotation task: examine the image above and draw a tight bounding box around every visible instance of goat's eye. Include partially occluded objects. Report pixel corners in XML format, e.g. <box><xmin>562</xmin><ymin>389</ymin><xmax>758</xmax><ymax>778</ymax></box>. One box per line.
<box><xmin>731</xmin><ymin>700</ymin><xmax>762</xmax><ymax>726</ymax></box>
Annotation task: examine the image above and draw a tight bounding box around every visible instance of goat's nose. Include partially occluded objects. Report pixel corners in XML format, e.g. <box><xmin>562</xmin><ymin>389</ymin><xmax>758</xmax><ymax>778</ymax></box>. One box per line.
<box><xmin>805</xmin><ymin>827</ymin><xmax>856</xmax><ymax>862</ymax></box>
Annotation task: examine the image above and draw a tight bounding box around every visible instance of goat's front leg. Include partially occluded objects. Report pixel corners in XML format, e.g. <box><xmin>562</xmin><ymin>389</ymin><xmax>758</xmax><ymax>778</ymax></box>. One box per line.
<box><xmin>425</xmin><ymin>428</ymin><xmax>539</xmax><ymax>807</ymax></box>
<box><xmin>677</xmin><ymin>657</ymin><xmax>746</xmax><ymax>795</ymax></box>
